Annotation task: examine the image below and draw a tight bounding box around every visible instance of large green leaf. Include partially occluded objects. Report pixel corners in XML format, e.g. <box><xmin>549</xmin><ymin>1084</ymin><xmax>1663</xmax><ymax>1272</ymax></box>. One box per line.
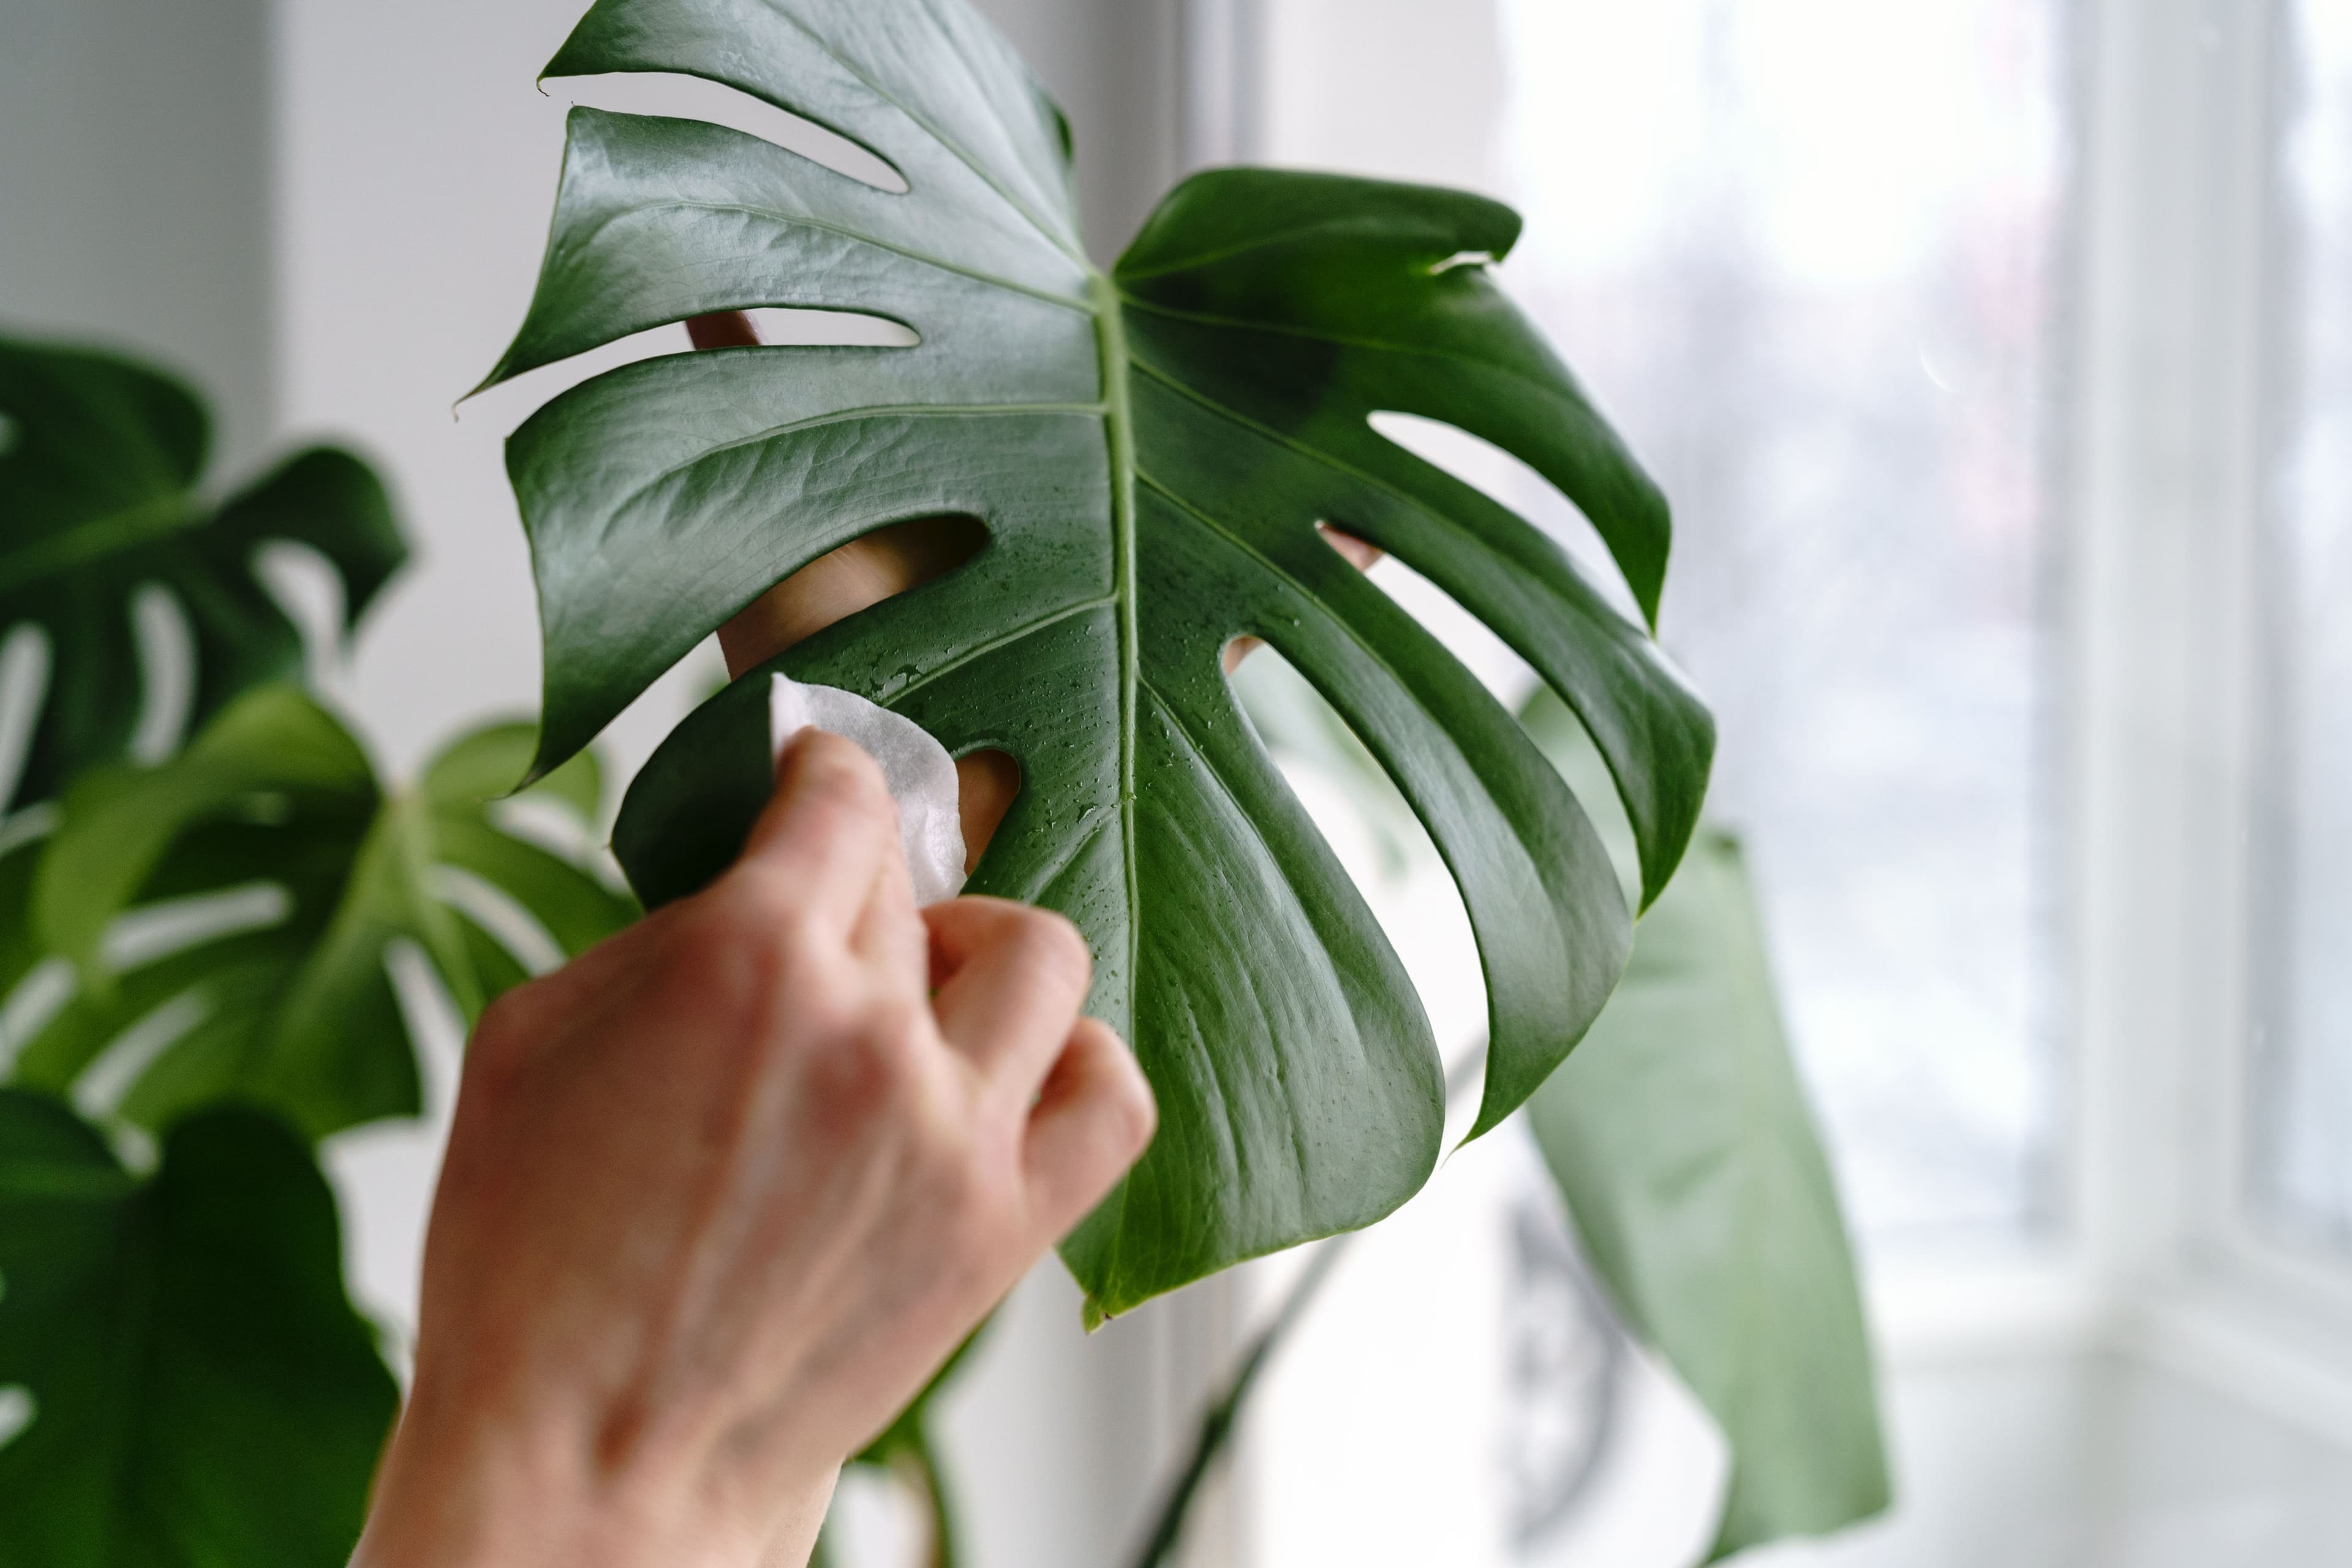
<box><xmin>483</xmin><ymin>0</ymin><xmax>1712</xmax><ymax>1316</ymax></box>
<box><xmin>9</xmin><ymin>687</ymin><xmax>636</xmax><ymax>1140</ymax></box>
<box><xmin>1520</xmin><ymin>693</ymin><xmax>1888</xmax><ymax>1557</ymax></box>
<box><xmin>0</xmin><ymin>1089</ymin><xmax>398</xmax><ymax>1567</ymax></box>
<box><xmin>0</xmin><ymin>335</ymin><xmax>407</xmax><ymax>811</ymax></box>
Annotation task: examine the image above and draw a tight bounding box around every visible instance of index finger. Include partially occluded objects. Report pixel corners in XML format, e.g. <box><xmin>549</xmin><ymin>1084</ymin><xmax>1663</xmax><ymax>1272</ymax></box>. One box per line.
<box><xmin>728</xmin><ymin>729</ymin><xmax>906</xmax><ymax>946</ymax></box>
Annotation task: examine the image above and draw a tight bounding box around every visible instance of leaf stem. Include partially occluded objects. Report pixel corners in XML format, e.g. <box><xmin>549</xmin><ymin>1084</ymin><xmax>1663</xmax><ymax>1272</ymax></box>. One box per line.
<box><xmin>1124</xmin><ymin>1050</ymin><xmax>1483</xmax><ymax>1566</ymax></box>
<box><xmin>895</xmin><ymin>1430</ymin><xmax>962</xmax><ymax>1568</ymax></box>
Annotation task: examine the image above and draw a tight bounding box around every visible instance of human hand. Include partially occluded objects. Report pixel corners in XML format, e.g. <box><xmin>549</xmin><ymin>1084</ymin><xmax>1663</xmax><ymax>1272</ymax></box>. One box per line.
<box><xmin>353</xmin><ymin>732</ymin><xmax>1156</xmax><ymax>1568</ymax></box>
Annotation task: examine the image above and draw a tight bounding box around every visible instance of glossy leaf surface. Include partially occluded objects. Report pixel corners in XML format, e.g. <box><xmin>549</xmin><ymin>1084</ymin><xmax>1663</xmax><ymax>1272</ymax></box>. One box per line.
<box><xmin>0</xmin><ymin>1090</ymin><xmax>397</xmax><ymax>1567</ymax></box>
<box><xmin>0</xmin><ymin>336</ymin><xmax>405</xmax><ymax>810</ymax></box>
<box><xmin>1521</xmin><ymin>691</ymin><xmax>1888</xmax><ymax>1557</ymax></box>
<box><xmin>10</xmin><ymin>687</ymin><xmax>635</xmax><ymax>1140</ymax></box>
<box><xmin>489</xmin><ymin>0</ymin><xmax>1711</xmax><ymax>1314</ymax></box>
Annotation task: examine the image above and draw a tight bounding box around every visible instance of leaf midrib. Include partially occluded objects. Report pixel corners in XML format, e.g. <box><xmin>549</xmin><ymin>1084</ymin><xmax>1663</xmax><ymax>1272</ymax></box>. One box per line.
<box><xmin>0</xmin><ymin>493</ymin><xmax>197</xmax><ymax>598</ymax></box>
<box><xmin>1091</xmin><ymin>270</ymin><xmax>1143</xmax><ymax>1035</ymax></box>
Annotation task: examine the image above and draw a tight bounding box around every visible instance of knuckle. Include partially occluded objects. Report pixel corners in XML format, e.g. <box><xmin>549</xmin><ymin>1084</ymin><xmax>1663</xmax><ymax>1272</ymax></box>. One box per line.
<box><xmin>703</xmin><ymin>864</ymin><xmax>821</xmax><ymax>951</ymax></box>
<box><xmin>808</xmin><ymin>996</ymin><xmax>928</xmax><ymax>1113</ymax></box>
<box><xmin>1108</xmin><ymin>1066</ymin><xmax>1159</xmax><ymax>1153</ymax></box>
<box><xmin>1084</xmin><ymin>1029</ymin><xmax>1158</xmax><ymax>1155</ymax></box>
<box><xmin>678</xmin><ymin>873</ymin><xmax>836</xmax><ymax>1011</ymax></box>
<box><xmin>861</xmin><ymin>995</ymin><xmax>932</xmax><ymax>1065</ymax></box>
<box><xmin>1005</xmin><ymin>909</ymin><xmax>1093</xmax><ymax>997</ymax></box>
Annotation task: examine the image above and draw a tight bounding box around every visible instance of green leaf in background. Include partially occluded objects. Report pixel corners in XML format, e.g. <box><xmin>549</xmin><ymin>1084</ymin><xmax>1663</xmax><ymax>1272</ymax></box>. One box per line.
<box><xmin>1520</xmin><ymin>689</ymin><xmax>1889</xmax><ymax>1556</ymax></box>
<box><xmin>7</xmin><ymin>686</ymin><xmax>636</xmax><ymax>1141</ymax></box>
<box><xmin>485</xmin><ymin>0</ymin><xmax>1713</xmax><ymax>1317</ymax></box>
<box><xmin>0</xmin><ymin>335</ymin><xmax>407</xmax><ymax>810</ymax></box>
<box><xmin>0</xmin><ymin>1089</ymin><xmax>398</xmax><ymax>1568</ymax></box>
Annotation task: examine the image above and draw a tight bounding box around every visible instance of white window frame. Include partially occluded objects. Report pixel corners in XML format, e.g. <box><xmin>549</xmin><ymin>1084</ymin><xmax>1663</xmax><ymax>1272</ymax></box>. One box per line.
<box><xmin>2057</xmin><ymin>0</ymin><xmax>2352</xmax><ymax>1446</ymax></box>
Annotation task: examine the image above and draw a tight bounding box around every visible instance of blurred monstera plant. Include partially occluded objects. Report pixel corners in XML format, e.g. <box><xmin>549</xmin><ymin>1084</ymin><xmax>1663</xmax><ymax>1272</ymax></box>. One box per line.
<box><xmin>0</xmin><ymin>339</ymin><xmax>404</xmax><ymax>812</ymax></box>
<box><xmin>0</xmin><ymin>334</ymin><xmax>639</xmax><ymax>1566</ymax></box>
<box><xmin>484</xmin><ymin>0</ymin><xmax>1714</xmax><ymax>1324</ymax></box>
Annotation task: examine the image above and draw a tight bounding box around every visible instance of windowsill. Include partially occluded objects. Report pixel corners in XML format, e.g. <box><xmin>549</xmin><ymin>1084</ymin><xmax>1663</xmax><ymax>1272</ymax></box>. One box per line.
<box><xmin>1867</xmin><ymin>1242</ymin><xmax>2352</xmax><ymax>1451</ymax></box>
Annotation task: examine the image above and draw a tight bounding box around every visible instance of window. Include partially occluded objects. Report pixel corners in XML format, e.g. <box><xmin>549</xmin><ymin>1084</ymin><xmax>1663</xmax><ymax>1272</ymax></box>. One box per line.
<box><xmin>1256</xmin><ymin>0</ymin><xmax>2071</xmax><ymax>1243</ymax></box>
<box><xmin>1205</xmin><ymin>5</ymin><xmax>2352</xmax><ymax>1563</ymax></box>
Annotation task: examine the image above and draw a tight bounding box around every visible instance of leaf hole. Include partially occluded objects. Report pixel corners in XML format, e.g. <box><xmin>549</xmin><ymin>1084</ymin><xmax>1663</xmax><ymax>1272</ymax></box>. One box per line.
<box><xmin>102</xmin><ymin>881</ymin><xmax>293</xmax><ymax>971</ymax></box>
<box><xmin>462</xmin><ymin>323</ymin><xmax>699</xmax><ymax>431</ymax></box>
<box><xmin>108</xmin><ymin>1122</ymin><xmax>158</xmax><ymax>1175</ymax></box>
<box><xmin>0</xmin><ymin>622</ymin><xmax>53</xmax><ymax>809</ymax></box>
<box><xmin>489</xmin><ymin>794</ymin><xmax>603</xmax><ymax>861</ymax></box>
<box><xmin>254</xmin><ymin>540</ymin><xmax>350</xmax><ymax>683</ymax></box>
<box><xmin>0</xmin><ymin>1387</ymin><xmax>33</xmax><ymax>1452</ymax></box>
<box><xmin>128</xmin><ymin>584</ymin><xmax>195</xmax><ymax>764</ymax></box>
<box><xmin>1366</xmin><ymin>411</ymin><xmax>1646</xmax><ymax>627</ymax></box>
<box><xmin>553</xmin><ymin>70</ymin><xmax>910</xmax><ymax>192</ymax></box>
<box><xmin>743</xmin><ymin>309</ymin><xmax>919</xmax><ymax>349</ymax></box>
<box><xmin>72</xmin><ymin>988</ymin><xmax>213</xmax><ymax>1123</ymax></box>
<box><xmin>0</xmin><ymin>956</ymin><xmax>74</xmax><ymax>1079</ymax></box>
<box><xmin>1224</xmin><ymin>642</ymin><xmax>1488</xmax><ymax>1131</ymax></box>
<box><xmin>1429</xmin><ymin>249</ymin><xmax>1496</xmax><ymax>274</ymax></box>
<box><xmin>1346</xmin><ymin>551</ymin><xmax>1642</xmax><ymax>907</ymax></box>
<box><xmin>717</xmin><ymin>514</ymin><xmax>989</xmax><ymax>676</ymax></box>
<box><xmin>954</xmin><ymin>749</ymin><xmax>1020</xmax><ymax>876</ymax></box>
<box><xmin>688</xmin><ymin>308</ymin><xmax>919</xmax><ymax>352</ymax></box>
<box><xmin>382</xmin><ymin>936</ymin><xmax>469</xmax><ymax>1118</ymax></box>
<box><xmin>433</xmin><ymin>865</ymin><xmax>566</xmax><ymax>978</ymax></box>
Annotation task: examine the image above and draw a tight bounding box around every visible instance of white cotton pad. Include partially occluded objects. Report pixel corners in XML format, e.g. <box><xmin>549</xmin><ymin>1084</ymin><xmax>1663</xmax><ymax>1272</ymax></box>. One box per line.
<box><xmin>769</xmin><ymin>673</ymin><xmax>968</xmax><ymax>905</ymax></box>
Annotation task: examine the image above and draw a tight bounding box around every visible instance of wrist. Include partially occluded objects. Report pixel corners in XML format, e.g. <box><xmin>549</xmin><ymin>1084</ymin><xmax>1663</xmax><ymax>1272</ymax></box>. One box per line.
<box><xmin>352</xmin><ymin>1378</ymin><xmax>836</xmax><ymax>1568</ymax></box>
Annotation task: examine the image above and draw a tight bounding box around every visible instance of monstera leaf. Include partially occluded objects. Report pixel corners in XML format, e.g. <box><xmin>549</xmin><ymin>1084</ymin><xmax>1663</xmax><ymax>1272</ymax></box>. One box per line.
<box><xmin>484</xmin><ymin>0</ymin><xmax>1713</xmax><ymax>1316</ymax></box>
<box><xmin>0</xmin><ymin>1090</ymin><xmax>398</xmax><ymax>1568</ymax></box>
<box><xmin>1519</xmin><ymin>691</ymin><xmax>1888</xmax><ymax>1559</ymax></box>
<box><xmin>0</xmin><ymin>336</ymin><xmax>405</xmax><ymax>810</ymax></box>
<box><xmin>6</xmin><ymin>687</ymin><xmax>635</xmax><ymax>1140</ymax></box>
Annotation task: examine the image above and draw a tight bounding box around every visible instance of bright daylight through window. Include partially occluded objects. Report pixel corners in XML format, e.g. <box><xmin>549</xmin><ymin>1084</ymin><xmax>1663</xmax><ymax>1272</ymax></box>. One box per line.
<box><xmin>1258</xmin><ymin>0</ymin><xmax>2066</xmax><ymax>1240</ymax></box>
<box><xmin>1491</xmin><ymin>0</ymin><xmax>2066</xmax><ymax>1241</ymax></box>
<box><xmin>2261</xmin><ymin>0</ymin><xmax>2352</xmax><ymax>1255</ymax></box>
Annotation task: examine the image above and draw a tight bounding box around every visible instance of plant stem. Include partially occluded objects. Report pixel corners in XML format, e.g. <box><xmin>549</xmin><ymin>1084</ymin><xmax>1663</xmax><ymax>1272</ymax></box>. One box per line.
<box><xmin>894</xmin><ymin>1430</ymin><xmax>961</xmax><ymax>1568</ymax></box>
<box><xmin>1123</xmin><ymin>1235</ymin><xmax>1354</xmax><ymax>1568</ymax></box>
<box><xmin>1125</xmin><ymin>1050</ymin><xmax>1485</xmax><ymax>1568</ymax></box>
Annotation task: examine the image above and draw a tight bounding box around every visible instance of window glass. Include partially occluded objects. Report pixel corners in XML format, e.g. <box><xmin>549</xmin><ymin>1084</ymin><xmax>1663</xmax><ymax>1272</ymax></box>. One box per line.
<box><xmin>2258</xmin><ymin>0</ymin><xmax>2352</xmax><ymax>1251</ymax></box>
<box><xmin>1259</xmin><ymin>0</ymin><xmax>2069</xmax><ymax>1240</ymax></box>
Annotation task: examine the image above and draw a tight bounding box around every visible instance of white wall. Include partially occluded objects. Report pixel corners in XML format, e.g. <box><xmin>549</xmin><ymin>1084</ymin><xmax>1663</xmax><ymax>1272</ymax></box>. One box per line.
<box><xmin>0</xmin><ymin>0</ymin><xmax>276</xmax><ymax>470</ymax></box>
